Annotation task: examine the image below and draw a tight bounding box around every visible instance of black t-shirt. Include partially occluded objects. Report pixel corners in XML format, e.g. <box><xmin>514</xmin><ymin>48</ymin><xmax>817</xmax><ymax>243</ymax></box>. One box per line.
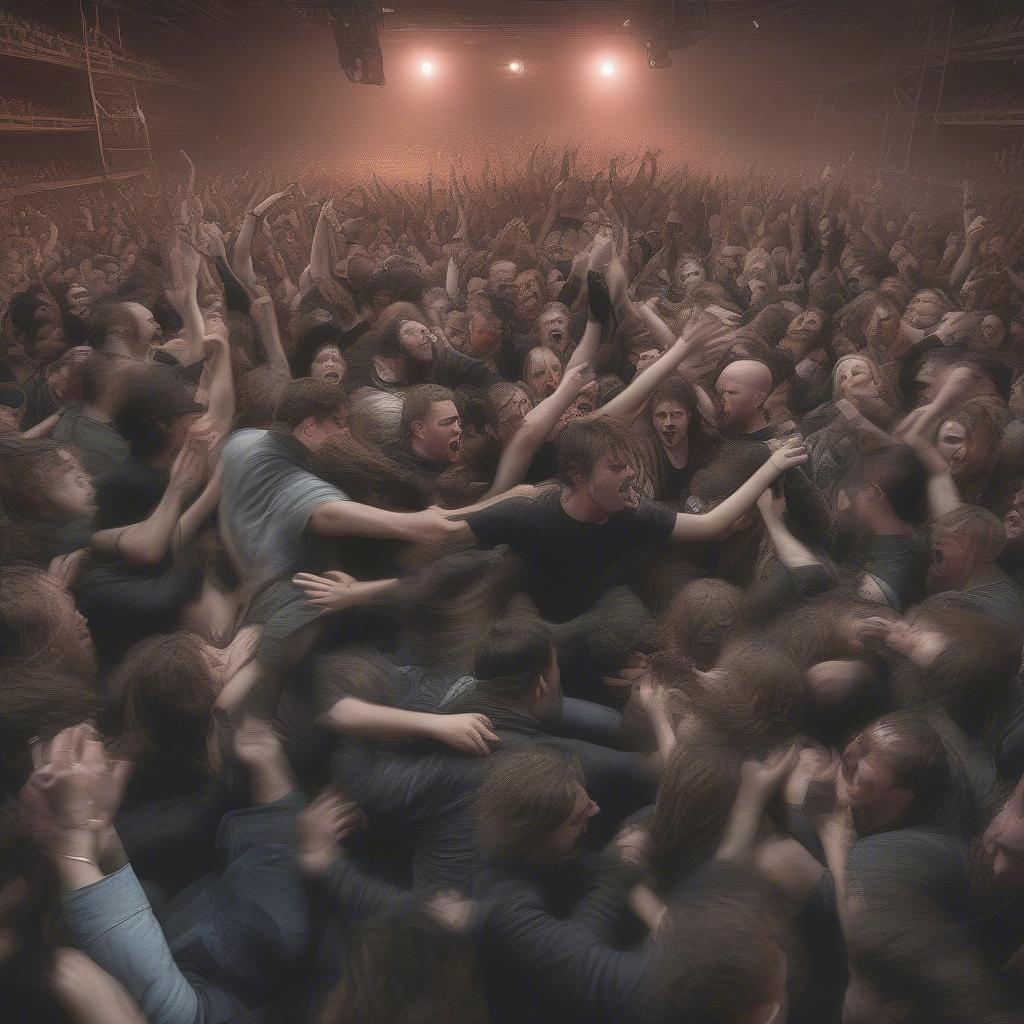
<box><xmin>95</xmin><ymin>456</ymin><xmax>169</xmax><ymax>529</ymax></box>
<box><xmin>465</xmin><ymin>489</ymin><xmax>675</xmax><ymax>622</ymax></box>
<box><xmin>858</xmin><ymin>532</ymin><xmax>929</xmax><ymax>612</ymax></box>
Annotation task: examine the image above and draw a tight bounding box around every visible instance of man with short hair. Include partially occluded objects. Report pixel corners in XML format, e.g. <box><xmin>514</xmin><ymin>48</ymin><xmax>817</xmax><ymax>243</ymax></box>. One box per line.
<box><xmin>86</xmin><ymin>299</ymin><xmax>161</xmax><ymax>362</ymax></box>
<box><xmin>926</xmin><ymin>504</ymin><xmax>1024</xmax><ymax>635</ymax></box>
<box><xmin>453</xmin><ymin>416</ymin><xmax>806</xmax><ymax>626</ymax></box>
<box><xmin>219</xmin><ymin>378</ymin><xmax>457</xmax><ymax>704</ymax></box>
<box><xmin>390</xmin><ymin>383</ymin><xmax>463</xmax><ymax>477</ymax></box>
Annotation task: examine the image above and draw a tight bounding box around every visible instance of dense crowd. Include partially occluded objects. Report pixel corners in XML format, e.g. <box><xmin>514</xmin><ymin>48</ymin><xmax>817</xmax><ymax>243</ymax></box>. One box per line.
<box><xmin>3</xmin><ymin>142</ymin><xmax>1024</xmax><ymax>1024</ymax></box>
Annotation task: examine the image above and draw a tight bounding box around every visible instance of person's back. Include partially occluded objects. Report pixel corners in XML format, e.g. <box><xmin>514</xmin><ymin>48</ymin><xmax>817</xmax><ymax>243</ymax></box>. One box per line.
<box><xmin>220</xmin><ymin>426</ymin><xmax>347</xmax><ymax>582</ymax></box>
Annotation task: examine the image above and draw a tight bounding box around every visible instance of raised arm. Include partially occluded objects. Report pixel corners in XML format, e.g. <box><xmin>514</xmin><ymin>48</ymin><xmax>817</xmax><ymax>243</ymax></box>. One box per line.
<box><xmin>595</xmin><ymin>317</ymin><xmax>718</xmax><ymax>423</ymax></box>
<box><xmin>487</xmin><ymin>363</ymin><xmax>595</xmax><ymax>497</ymax></box>
<box><xmin>90</xmin><ymin>444</ymin><xmax>206</xmax><ymax>567</ymax></box>
<box><xmin>249</xmin><ymin>288</ymin><xmax>291</xmax><ymax>377</ymax></box>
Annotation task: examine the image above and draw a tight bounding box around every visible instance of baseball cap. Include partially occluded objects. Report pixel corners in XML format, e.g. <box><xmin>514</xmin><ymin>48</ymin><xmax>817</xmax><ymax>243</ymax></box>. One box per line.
<box><xmin>114</xmin><ymin>365</ymin><xmax>203</xmax><ymax>438</ymax></box>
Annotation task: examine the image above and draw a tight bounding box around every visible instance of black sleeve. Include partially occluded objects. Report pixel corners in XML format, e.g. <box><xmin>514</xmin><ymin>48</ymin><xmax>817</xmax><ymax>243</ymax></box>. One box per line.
<box><xmin>482</xmin><ymin>878</ymin><xmax>654</xmax><ymax>1020</ymax></box>
<box><xmin>320</xmin><ymin>855</ymin><xmax>415</xmax><ymax>925</ymax></box>
<box><xmin>214</xmin><ymin>256</ymin><xmax>251</xmax><ymax>315</ymax></box>
<box><xmin>436</xmin><ymin>346</ymin><xmax>500</xmax><ymax>390</ymax></box>
<box><xmin>464</xmin><ymin>496</ymin><xmax>532</xmax><ymax>547</ymax></box>
<box><xmin>632</xmin><ymin>497</ymin><xmax>677</xmax><ymax>543</ymax></box>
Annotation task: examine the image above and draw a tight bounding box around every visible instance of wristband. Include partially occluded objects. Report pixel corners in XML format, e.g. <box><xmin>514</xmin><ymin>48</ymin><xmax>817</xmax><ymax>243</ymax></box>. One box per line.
<box><xmin>59</xmin><ymin>853</ymin><xmax>98</xmax><ymax>867</ymax></box>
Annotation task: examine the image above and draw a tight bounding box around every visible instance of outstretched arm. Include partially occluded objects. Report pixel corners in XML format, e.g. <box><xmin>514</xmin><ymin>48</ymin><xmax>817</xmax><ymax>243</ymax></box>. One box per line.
<box><xmin>671</xmin><ymin>439</ymin><xmax>808</xmax><ymax>541</ymax></box>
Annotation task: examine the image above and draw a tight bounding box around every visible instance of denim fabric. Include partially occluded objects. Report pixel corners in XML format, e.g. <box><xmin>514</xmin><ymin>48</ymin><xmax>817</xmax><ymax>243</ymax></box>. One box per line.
<box><xmin>162</xmin><ymin>792</ymin><xmax>310</xmax><ymax>1016</ymax></box>
<box><xmin>63</xmin><ymin>864</ymin><xmax>202</xmax><ymax>1024</ymax></box>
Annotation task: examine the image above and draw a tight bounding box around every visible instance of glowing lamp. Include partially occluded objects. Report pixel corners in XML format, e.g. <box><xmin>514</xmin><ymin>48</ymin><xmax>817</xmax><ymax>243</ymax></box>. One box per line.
<box><xmin>509</xmin><ymin>60</ymin><xmax>524</xmax><ymax>74</ymax></box>
<box><xmin>599</xmin><ymin>60</ymin><xmax>615</xmax><ymax>77</ymax></box>
<box><xmin>420</xmin><ymin>61</ymin><xmax>435</xmax><ymax>76</ymax></box>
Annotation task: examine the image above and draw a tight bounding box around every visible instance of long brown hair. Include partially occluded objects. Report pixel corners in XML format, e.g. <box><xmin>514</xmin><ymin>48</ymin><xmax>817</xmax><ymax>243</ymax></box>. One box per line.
<box><xmin>649</xmin><ymin>741</ymin><xmax>742</xmax><ymax>893</ymax></box>
<box><xmin>107</xmin><ymin>632</ymin><xmax>215</xmax><ymax>779</ymax></box>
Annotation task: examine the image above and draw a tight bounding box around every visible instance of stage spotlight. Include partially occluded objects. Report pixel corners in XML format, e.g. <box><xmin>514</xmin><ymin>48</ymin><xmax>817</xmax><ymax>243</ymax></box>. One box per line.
<box><xmin>599</xmin><ymin>60</ymin><xmax>615</xmax><ymax>76</ymax></box>
<box><xmin>420</xmin><ymin>60</ymin><xmax>435</xmax><ymax>77</ymax></box>
<box><xmin>509</xmin><ymin>60</ymin><xmax>524</xmax><ymax>74</ymax></box>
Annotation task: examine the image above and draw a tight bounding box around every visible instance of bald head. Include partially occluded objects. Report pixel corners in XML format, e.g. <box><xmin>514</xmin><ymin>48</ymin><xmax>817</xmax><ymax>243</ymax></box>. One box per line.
<box><xmin>715</xmin><ymin>359</ymin><xmax>773</xmax><ymax>435</ymax></box>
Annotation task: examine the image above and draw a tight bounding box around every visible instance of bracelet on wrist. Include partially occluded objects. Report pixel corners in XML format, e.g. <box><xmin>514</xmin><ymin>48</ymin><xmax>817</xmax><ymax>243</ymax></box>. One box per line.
<box><xmin>58</xmin><ymin>853</ymin><xmax>98</xmax><ymax>867</ymax></box>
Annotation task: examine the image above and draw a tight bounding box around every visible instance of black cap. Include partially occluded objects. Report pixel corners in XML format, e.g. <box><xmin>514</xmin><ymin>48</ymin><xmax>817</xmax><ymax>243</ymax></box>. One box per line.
<box><xmin>115</xmin><ymin>365</ymin><xmax>203</xmax><ymax>437</ymax></box>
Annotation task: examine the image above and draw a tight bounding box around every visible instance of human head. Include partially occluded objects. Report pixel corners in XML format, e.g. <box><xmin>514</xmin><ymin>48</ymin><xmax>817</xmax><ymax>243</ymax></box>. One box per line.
<box><xmin>86</xmin><ymin>299</ymin><xmax>161</xmax><ymax>354</ymax></box>
<box><xmin>0</xmin><ymin>436</ymin><xmax>96</xmax><ymax>523</ymax></box>
<box><xmin>536</xmin><ymin>301</ymin><xmax>571</xmax><ymax>353</ymax></box>
<box><xmin>832</xmin><ymin>354</ymin><xmax>881</xmax><ymax>401</ymax></box>
<box><xmin>472</xmin><ymin>614</ymin><xmax>560</xmax><ymax>718</ymax></box>
<box><xmin>487</xmin><ymin>260</ymin><xmax>517</xmax><ymax>300</ymax></box>
<box><xmin>648</xmin><ymin>376</ymin><xmax>704</xmax><ymax>457</ymax></box>
<box><xmin>522</xmin><ymin>346</ymin><xmax>562</xmax><ymax>404</ymax></box>
<box><xmin>310</xmin><ymin>343</ymin><xmax>346</xmax><ymax>386</ymax></box>
<box><xmin>467</xmin><ymin>310</ymin><xmax>501</xmax><ymax>361</ymax></box>
<box><xmin>557</xmin><ymin>417</ymin><xmax>637</xmax><ymax>513</ymax></box>
<box><xmin>488</xmin><ymin>381</ymin><xmax>532</xmax><ymax>446</ymax></box>
<box><xmin>474</xmin><ymin>746</ymin><xmax>597</xmax><ymax>867</ymax></box>
<box><xmin>401</xmin><ymin>383</ymin><xmax>462</xmax><ymax>464</ymax></box>
<box><xmin>649</xmin><ymin>741</ymin><xmax>742</xmax><ymax>891</ymax></box>
<box><xmin>839</xmin><ymin>712</ymin><xmax>950</xmax><ymax>828</ymax></box>
<box><xmin>779</xmin><ymin>307</ymin><xmax>831</xmax><ymax>362</ymax></box>
<box><xmin>445</xmin><ymin>310</ymin><xmax>471</xmax><ymax>353</ymax></box>
<box><xmin>655</xmin><ymin>864</ymin><xmax>789</xmax><ymax>1024</ymax></box>
<box><xmin>979</xmin><ymin>313</ymin><xmax>1006</xmax><ymax>350</ymax></box>
<box><xmin>903</xmin><ymin>288</ymin><xmax>955</xmax><ymax>332</ymax></box>
<box><xmin>659</xmin><ymin>577</ymin><xmax>742</xmax><ymax>669</ymax></box>
<box><xmin>0</xmin><ymin>563</ymin><xmax>96</xmax><ymax>681</ymax></box>
<box><xmin>715</xmin><ymin>359</ymin><xmax>773</xmax><ymax>435</ymax></box>
<box><xmin>108</xmin><ymin>631</ymin><xmax>217</xmax><ymax>776</ymax></box>
<box><xmin>113</xmin><ymin>365</ymin><xmax>203</xmax><ymax>462</ymax></box>
<box><xmin>514</xmin><ymin>268</ymin><xmax>545</xmax><ymax>325</ymax></box>
<box><xmin>378</xmin><ymin>318</ymin><xmax>435</xmax><ymax>365</ymax></box>
<box><xmin>971</xmin><ymin>775</ymin><xmax>1024</xmax><ymax>903</ymax></box>
<box><xmin>935</xmin><ymin>402</ymin><xmax>1001</xmax><ymax>485</ymax></box>
<box><xmin>347</xmin><ymin>387</ymin><xmax>404</xmax><ymax>448</ymax></box>
<box><xmin>836</xmin><ymin>446</ymin><xmax>928</xmax><ymax>531</ymax></box>
<box><xmin>928</xmin><ymin>504</ymin><xmax>1005</xmax><ymax>593</ymax></box>
<box><xmin>275</xmin><ymin>377</ymin><xmax>349</xmax><ymax>452</ymax></box>
<box><xmin>672</xmin><ymin>254</ymin><xmax>706</xmax><ymax>297</ymax></box>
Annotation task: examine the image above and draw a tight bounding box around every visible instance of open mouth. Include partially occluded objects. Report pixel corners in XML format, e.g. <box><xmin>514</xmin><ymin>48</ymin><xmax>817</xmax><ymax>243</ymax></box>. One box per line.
<box><xmin>323</xmin><ymin>370</ymin><xmax>341</xmax><ymax>383</ymax></box>
<box><xmin>550</xmin><ymin>330</ymin><xmax>563</xmax><ymax>345</ymax></box>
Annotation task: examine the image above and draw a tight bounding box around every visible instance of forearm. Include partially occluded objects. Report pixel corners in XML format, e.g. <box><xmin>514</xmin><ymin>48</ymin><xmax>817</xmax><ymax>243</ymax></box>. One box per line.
<box><xmin>597</xmin><ymin>338</ymin><xmax>689</xmax><ymax>422</ymax></box>
<box><xmin>91</xmin><ymin>489</ymin><xmax>186</xmax><ymax>566</ymax></box>
<box><xmin>487</xmin><ymin>388</ymin><xmax>578</xmax><ymax>496</ymax></box>
<box><xmin>927</xmin><ymin>471</ymin><xmax>962</xmax><ymax>518</ymax></box>
<box><xmin>173</xmin><ymin>465</ymin><xmax>222</xmax><ymax>557</ymax></box>
<box><xmin>673</xmin><ymin>459</ymin><xmax>782</xmax><ymax>541</ymax></box>
<box><xmin>322</xmin><ymin>696</ymin><xmax>439</xmax><ymax>742</ymax></box>
<box><xmin>761</xmin><ymin>510</ymin><xmax>823</xmax><ymax>570</ymax></box>
<box><xmin>231</xmin><ymin>213</ymin><xmax>258</xmax><ymax>286</ymax></box>
<box><xmin>949</xmin><ymin>241</ymin><xmax>977</xmax><ymax>292</ymax></box>
<box><xmin>309</xmin><ymin>206</ymin><xmax>333</xmax><ymax>281</ymax></box>
<box><xmin>566</xmin><ymin>318</ymin><xmax>601</xmax><ymax>372</ymax></box>
<box><xmin>445</xmin><ymin>256</ymin><xmax>459</xmax><ymax>300</ymax></box>
<box><xmin>635</xmin><ymin>303</ymin><xmax>676</xmax><ymax>350</ymax></box>
<box><xmin>310</xmin><ymin>500</ymin><xmax>419</xmax><ymax>541</ymax></box>
<box><xmin>250</xmin><ymin>295</ymin><xmax>290</xmax><ymax>376</ymax></box>
<box><xmin>716</xmin><ymin>783</ymin><xmax>771</xmax><ymax>861</ymax></box>
<box><xmin>22</xmin><ymin>409</ymin><xmax>62</xmax><ymax>438</ymax></box>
